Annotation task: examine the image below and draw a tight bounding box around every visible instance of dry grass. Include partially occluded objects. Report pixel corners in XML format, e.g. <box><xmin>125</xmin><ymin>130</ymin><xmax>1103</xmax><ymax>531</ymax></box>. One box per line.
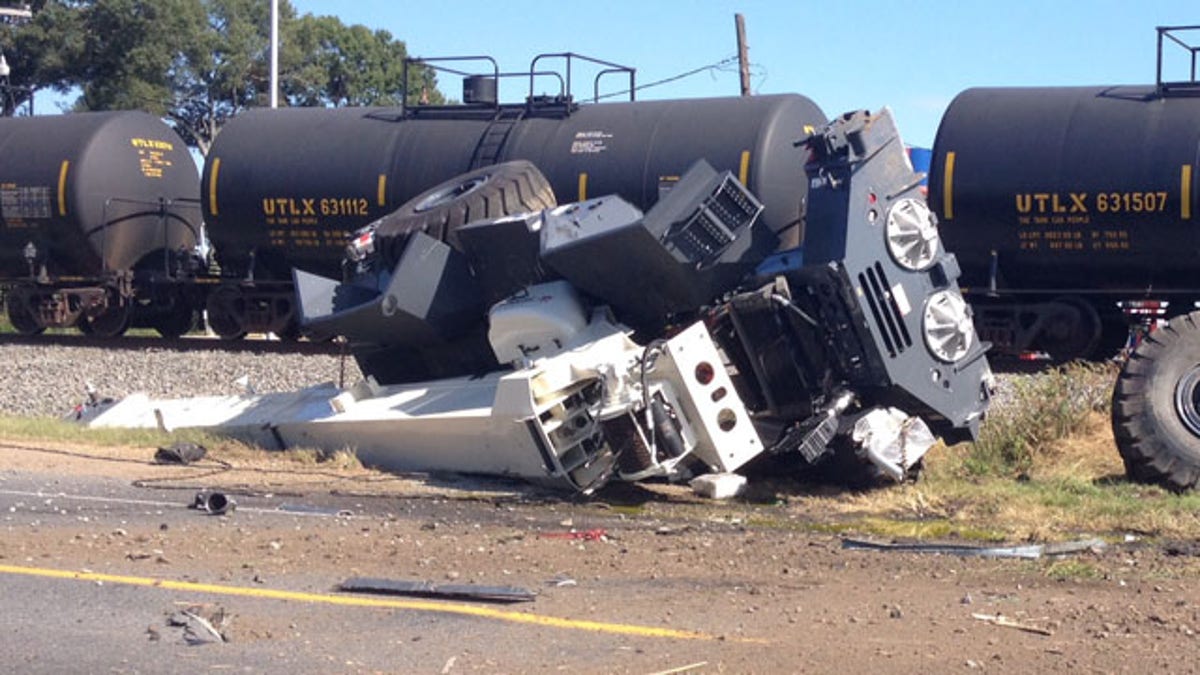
<box><xmin>799</xmin><ymin>375</ymin><xmax>1200</xmax><ymax>542</ymax></box>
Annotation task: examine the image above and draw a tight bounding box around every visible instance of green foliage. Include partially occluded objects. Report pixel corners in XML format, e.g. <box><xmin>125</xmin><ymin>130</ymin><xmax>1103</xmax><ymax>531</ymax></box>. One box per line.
<box><xmin>961</xmin><ymin>362</ymin><xmax>1117</xmax><ymax>477</ymax></box>
<box><xmin>286</xmin><ymin>15</ymin><xmax>442</xmax><ymax>108</ymax></box>
<box><xmin>1045</xmin><ymin>560</ymin><xmax>1101</xmax><ymax>580</ymax></box>
<box><xmin>0</xmin><ymin>414</ymin><xmax>214</xmax><ymax>446</ymax></box>
<box><xmin>1</xmin><ymin>1</ymin><xmax>442</xmax><ymax>150</ymax></box>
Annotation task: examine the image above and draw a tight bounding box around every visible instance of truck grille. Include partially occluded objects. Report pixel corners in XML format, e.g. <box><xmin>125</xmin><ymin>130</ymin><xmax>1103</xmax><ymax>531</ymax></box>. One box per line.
<box><xmin>859</xmin><ymin>261</ymin><xmax>913</xmax><ymax>358</ymax></box>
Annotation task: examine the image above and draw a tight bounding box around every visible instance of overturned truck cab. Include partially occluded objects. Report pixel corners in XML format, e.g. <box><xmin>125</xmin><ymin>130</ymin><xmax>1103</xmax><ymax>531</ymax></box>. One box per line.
<box><xmin>88</xmin><ymin>109</ymin><xmax>993</xmax><ymax>493</ymax></box>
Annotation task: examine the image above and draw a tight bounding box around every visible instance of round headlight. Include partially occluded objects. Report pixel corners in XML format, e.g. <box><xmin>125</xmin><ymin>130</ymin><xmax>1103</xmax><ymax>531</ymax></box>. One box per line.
<box><xmin>923</xmin><ymin>289</ymin><xmax>974</xmax><ymax>363</ymax></box>
<box><xmin>885</xmin><ymin>198</ymin><xmax>941</xmax><ymax>271</ymax></box>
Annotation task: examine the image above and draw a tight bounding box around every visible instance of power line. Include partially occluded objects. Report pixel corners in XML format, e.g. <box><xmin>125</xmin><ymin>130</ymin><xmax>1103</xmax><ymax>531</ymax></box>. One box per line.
<box><xmin>594</xmin><ymin>55</ymin><xmax>740</xmax><ymax>101</ymax></box>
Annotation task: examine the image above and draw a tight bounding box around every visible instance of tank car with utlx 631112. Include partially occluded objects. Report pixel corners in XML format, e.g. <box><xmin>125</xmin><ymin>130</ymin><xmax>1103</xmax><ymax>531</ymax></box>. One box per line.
<box><xmin>200</xmin><ymin>54</ymin><xmax>825</xmax><ymax>339</ymax></box>
<box><xmin>0</xmin><ymin>110</ymin><xmax>204</xmax><ymax>337</ymax></box>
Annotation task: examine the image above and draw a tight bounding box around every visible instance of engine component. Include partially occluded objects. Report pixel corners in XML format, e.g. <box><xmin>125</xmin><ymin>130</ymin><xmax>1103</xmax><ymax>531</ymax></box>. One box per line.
<box><xmin>456</xmin><ymin>211</ymin><xmax>548</xmax><ymax>305</ymax></box>
<box><xmin>540</xmin><ymin>159</ymin><xmax>774</xmax><ymax>331</ymax></box>
<box><xmin>297</xmin><ymin>231</ymin><xmax>494</xmax><ymax>384</ymax></box>
<box><xmin>488</xmin><ymin>280</ymin><xmax>588</xmax><ymax>365</ymax></box>
<box><xmin>795</xmin><ymin>109</ymin><xmax>992</xmax><ymax>444</ymax></box>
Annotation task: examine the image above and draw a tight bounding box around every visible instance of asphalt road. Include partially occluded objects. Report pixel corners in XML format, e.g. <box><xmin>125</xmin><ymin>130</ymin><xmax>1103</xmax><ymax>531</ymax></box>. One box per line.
<box><xmin>0</xmin><ymin>470</ymin><xmax>736</xmax><ymax>674</ymax></box>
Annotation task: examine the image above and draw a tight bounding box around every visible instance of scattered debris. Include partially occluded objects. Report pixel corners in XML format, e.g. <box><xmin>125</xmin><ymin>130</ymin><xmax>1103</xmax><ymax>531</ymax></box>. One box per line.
<box><xmin>547</xmin><ymin>573</ymin><xmax>577</xmax><ymax>588</ymax></box>
<box><xmin>339</xmin><ymin>577</ymin><xmax>536</xmax><ymax>603</ymax></box>
<box><xmin>190</xmin><ymin>491</ymin><xmax>236</xmax><ymax>516</ymax></box>
<box><xmin>1164</xmin><ymin>541</ymin><xmax>1200</xmax><ymax>557</ymax></box>
<box><xmin>154</xmin><ymin>441</ymin><xmax>207</xmax><ymax>465</ymax></box>
<box><xmin>648</xmin><ymin>662</ymin><xmax>710</xmax><ymax>675</ymax></box>
<box><xmin>971</xmin><ymin>612</ymin><xmax>1054</xmax><ymax>636</ymax></box>
<box><xmin>842</xmin><ymin>537</ymin><xmax>1108</xmax><ymax>560</ymax></box>
<box><xmin>539</xmin><ymin>529</ymin><xmax>607</xmax><ymax>542</ymax></box>
<box><xmin>166</xmin><ymin>604</ymin><xmax>231</xmax><ymax>644</ymax></box>
<box><xmin>689</xmin><ymin>472</ymin><xmax>747</xmax><ymax>499</ymax></box>
<box><xmin>276</xmin><ymin>503</ymin><xmax>354</xmax><ymax>517</ymax></box>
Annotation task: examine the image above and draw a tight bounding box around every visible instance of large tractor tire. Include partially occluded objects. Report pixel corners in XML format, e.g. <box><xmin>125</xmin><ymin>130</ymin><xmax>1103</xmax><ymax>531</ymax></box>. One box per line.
<box><xmin>372</xmin><ymin>160</ymin><xmax>556</xmax><ymax>267</ymax></box>
<box><xmin>1112</xmin><ymin>310</ymin><xmax>1200</xmax><ymax>491</ymax></box>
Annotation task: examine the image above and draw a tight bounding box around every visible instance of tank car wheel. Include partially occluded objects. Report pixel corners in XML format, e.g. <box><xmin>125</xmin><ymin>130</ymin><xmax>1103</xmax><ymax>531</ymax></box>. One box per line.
<box><xmin>154</xmin><ymin>309</ymin><xmax>198</xmax><ymax>339</ymax></box>
<box><xmin>1038</xmin><ymin>297</ymin><xmax>1101</xmax><ymax>363</ymax></box>
<box><xmin>373</xmin><ymin>160</ymin><xmax>556</xmax><ymax>266</ymax></box>
<box><xmin>85</xmin><ymin>304</ymin><xmax>131</xmax><ymax>339</ymax></box>
<box><xmin>205</xmin><ymin>286</ymin><xmax>247</xmax><ymax>340</ymax></box>
<box><xmin>273</xmin><ymin>315</ymin><xmax>303</xmax><ymax>342</ymax></box>
<box><xmin>5</xmin><ymin>291</ymin><xmax>45</xmax><ymax>336</ymax></box>
<box><xmin>1112</xmin><ymin>310</ymin><xmax>1200</xmax><ymax>491</ymax></box>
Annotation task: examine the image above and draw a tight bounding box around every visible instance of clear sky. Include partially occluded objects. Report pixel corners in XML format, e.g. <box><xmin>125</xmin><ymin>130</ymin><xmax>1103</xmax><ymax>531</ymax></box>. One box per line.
<box><xmin>291</xmin><ymin>0</ymin><xmax>1200</xmax><ymax>147</ymax></box>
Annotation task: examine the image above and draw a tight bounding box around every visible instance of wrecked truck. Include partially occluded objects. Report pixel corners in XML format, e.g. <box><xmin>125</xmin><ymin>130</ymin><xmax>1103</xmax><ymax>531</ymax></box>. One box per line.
<box><xmin>88</xmin><ymin>107</ymin><xmax>993</xmax><ymax>494</ymax></box>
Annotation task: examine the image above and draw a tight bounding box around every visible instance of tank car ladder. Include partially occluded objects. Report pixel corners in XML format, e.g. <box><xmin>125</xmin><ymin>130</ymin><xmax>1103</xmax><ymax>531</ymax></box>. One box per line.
<box><xmin>469</xmin><ymin>108</ymin><xmax>525</xmax><ymax>169</ymax></box>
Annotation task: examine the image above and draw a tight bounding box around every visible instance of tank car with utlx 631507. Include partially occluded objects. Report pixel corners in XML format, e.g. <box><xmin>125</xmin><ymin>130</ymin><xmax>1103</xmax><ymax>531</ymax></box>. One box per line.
<box><xmin>0</xmin><ymin>110</ymin><xmax>204</xmax><ymax>337</ymax></box>
<box><xmin>928</xmin><ymin>28</ymin><xmax>1200</xmax><ymax>363</ymax></box>
<box><xmin>929</xmin><ymin>26</ymin><xmax>1200</xmax><ymax>491</ymax></box>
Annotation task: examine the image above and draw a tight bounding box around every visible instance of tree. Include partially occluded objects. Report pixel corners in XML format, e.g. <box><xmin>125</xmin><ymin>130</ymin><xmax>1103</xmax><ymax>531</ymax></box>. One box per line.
<box><xmin>170</xmin><ymin>0</ymin><xmax>282</xmax><ymax>153</ymax></box>
<box><xmin>1</xmin><ymin>0</ymin><xmax>442</xmax><ymax>151</ymax></box>
<box><xmin>285</xmin><ymin>14</ymin><xmax>443</xmax><ymax>108</ymax></box>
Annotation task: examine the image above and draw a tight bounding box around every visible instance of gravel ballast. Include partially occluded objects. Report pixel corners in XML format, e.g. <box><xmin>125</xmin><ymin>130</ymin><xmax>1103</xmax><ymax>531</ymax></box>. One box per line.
<box><xmin>0</xmin><ymin>343</ymin><xmax>362</xmax><ymax>418</ymax></box>
<box><xmin>0</xmin><ymin>339</ymin><xmax>1039</xmax><ymax>421</ymax></box>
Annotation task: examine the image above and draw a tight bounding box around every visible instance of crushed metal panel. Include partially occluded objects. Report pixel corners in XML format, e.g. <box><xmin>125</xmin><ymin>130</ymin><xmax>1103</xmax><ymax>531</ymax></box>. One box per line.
<box><xmin>339</xmin><ymin>577</ymin><xmax>536</xmax><ymax>603</ymax></box>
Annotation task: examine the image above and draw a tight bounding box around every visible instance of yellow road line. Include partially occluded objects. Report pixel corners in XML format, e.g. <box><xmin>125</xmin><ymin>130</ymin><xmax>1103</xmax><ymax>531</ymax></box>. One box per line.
<box><xmin>0</xmin><ymin>563</ymin><xmax>760</xmax><ymax>643</ymax></box>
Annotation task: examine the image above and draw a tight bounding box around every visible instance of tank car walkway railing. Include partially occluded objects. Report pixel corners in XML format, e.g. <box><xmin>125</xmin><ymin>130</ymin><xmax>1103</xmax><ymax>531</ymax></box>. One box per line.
<box><xmin>1157</xmin><ymin>25</ymin><xmax>1200</xmax><ymax>97</ymax></box>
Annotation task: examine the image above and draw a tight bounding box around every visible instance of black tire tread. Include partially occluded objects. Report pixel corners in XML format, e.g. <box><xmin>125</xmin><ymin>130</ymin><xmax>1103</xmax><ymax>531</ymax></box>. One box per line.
<box><xmin>374</xmin><ymin>160</ymin><xmax>556</xmax><ymax>265</ymax></box>
<box><xmin>1112</xmin><ymin>311</ymin><xmax>1200</xmax><ymax>491</ymax></box>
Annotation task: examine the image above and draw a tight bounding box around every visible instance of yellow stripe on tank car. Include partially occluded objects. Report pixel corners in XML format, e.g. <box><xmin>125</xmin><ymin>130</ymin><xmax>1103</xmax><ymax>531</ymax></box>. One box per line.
<box><xmin>1182</xmin><ymin>164</ymin><xmax>1193</xmax><ymax>220</ymax></box>
<box><xmin>943</xmin><ymin>152</ymin><xmax>956</xmax><ymax>220</ymax></box>
<box><xmin>377</xmin><ymin>174</ymin><xmax>387</xmax><ymax>207</ymax></box>
<box><xmin>208</xmin><ymin>157</ymin><xmax>221</xmax><ymax>216</ymax></box>
<box><xmin>57</xmin><ymin>160</ymin><xmax>70</xmax><ymax>216</ymax></box>
<box><xmin>578</xmin><ymin>173</ymin><xmax>588</xmax><ymax>201</ymax></box>
<box><xmin>739</xmin><ymin>150</ymin><xmax>751</xmax><ymax>186</ymax></box>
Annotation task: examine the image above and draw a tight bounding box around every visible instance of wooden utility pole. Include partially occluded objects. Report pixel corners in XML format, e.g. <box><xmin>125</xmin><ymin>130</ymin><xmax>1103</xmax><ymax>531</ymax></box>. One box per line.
<box><xmin>735</xmin><ymin>13</ymin><xmax>751</xmax><ymax>96</ymax></box>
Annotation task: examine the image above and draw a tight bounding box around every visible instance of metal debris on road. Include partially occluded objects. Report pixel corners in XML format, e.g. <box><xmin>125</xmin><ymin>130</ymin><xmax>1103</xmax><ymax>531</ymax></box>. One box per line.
<box><xmin>153</xmin><ymin>441</ymin><xmax>207</xmax><ymax>465</ymax></box>
<box><xmin>276</xmin><ymin>503</ymin><xmax>354</xmax><ymax>517</ymax></box>
<box><xmin>689</xmin><ymin>472</ymin><xmax>747</xmax><ymax>499</ymax></box>
<box><xmin>339</xmin><ymin>577</ymin><xmax>537</xmax><ymax>603</ymax></box>
<box><xmin>971</xmin><ymin>612</ymin><xmax>1054</xmax><ymax>636</ymax></box>
<box><xmin>190</xmin><ymin>491</ymin><xmax>236</xmax><ymax>516</ymax></box>
<box><xmin>842</xmin><ymin>537</ymin><xmax>1108</xmax><ymax>560</ymax></box>
<box><xmin>538</xmin><ymin>529</ymin><xmax>607</xmax><ymax>541</ymax></box>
